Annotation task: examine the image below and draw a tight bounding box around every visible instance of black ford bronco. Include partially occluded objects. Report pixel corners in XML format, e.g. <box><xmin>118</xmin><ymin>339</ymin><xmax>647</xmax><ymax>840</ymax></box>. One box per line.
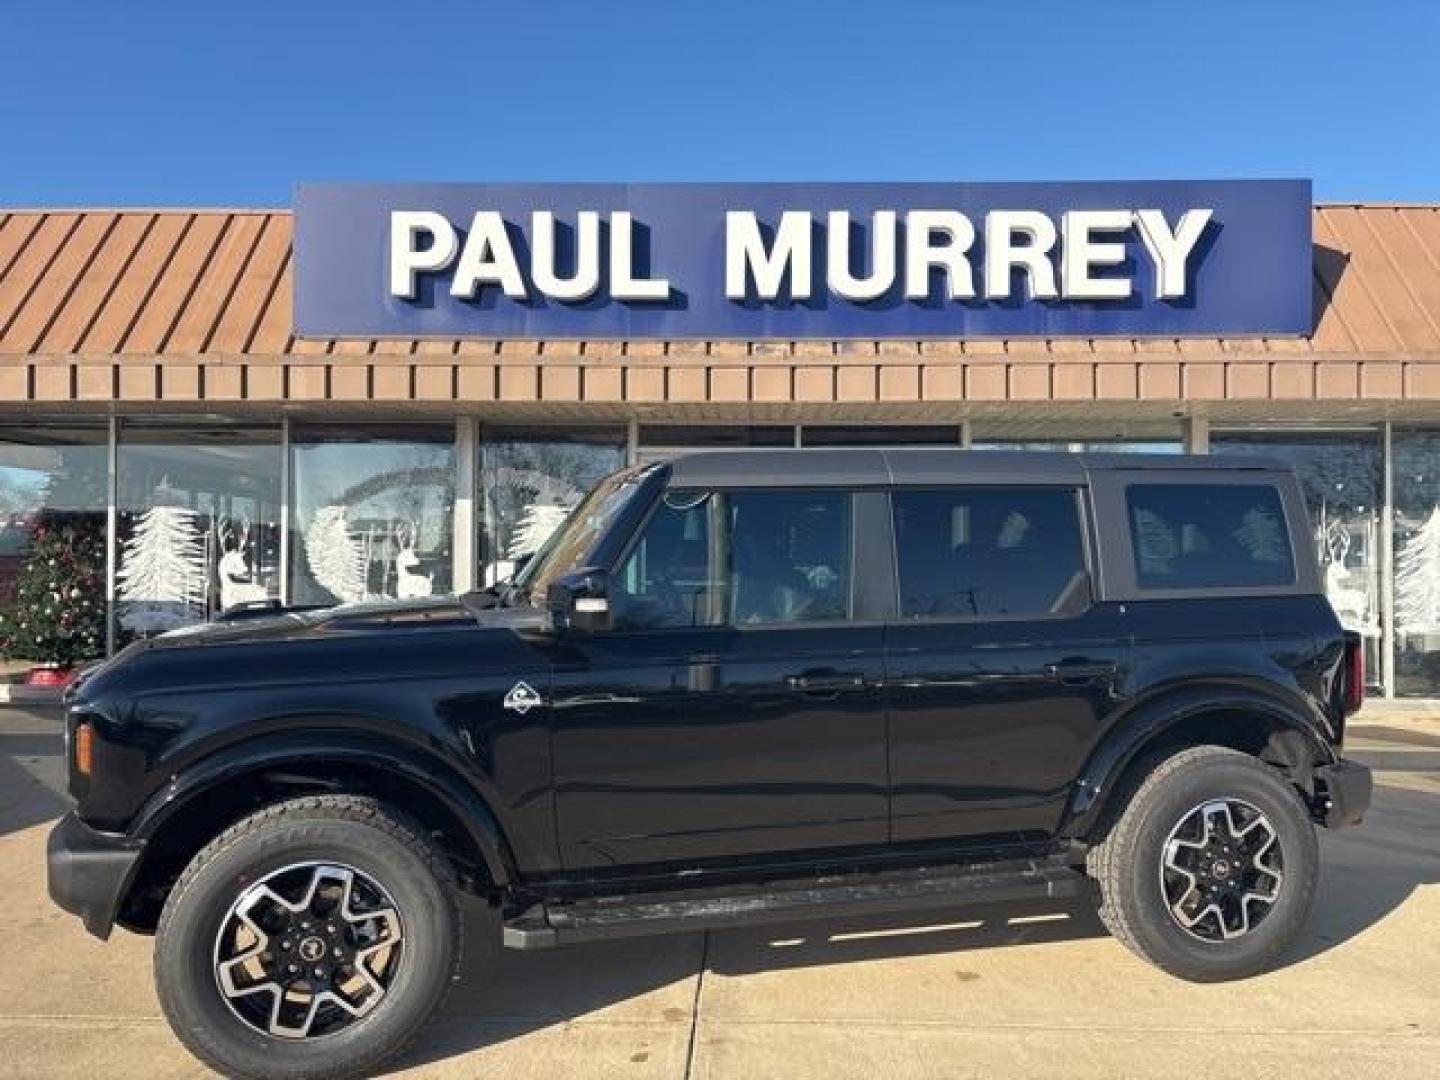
<box><xmin>48</xmin><ymin>449</ymin><xmax>1372</xmax><ymax>1079</ymax></box>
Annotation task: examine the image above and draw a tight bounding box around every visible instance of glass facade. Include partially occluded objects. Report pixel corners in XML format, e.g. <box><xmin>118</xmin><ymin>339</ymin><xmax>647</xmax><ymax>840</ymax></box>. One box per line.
<box><xmin>479</xmin><ymin>426</ymin><xmax>627</xmax><ymax>587</ymax></box>
<box><xmin>115</xmin><ymin>424</ymin><xmax>282</xmax><ymax>642</ymax></box>
<box><xmin>1392</xmin><ymin>431</ymin><xmax>1440</xmax><ymax>696</ymax></box>
<box><xmin>1</xmin><ymin>414</ymin><xmax>1438</xmax><ymax>698</ymax></box>
<box><xmin>1213</xmin><ymin>433</ymin><xmax>1383</xmax><ymax>688</ymax></box>
<box><xmin>289</xmin><ymin>425</ymin><xmax>456</xmax><ymax>606</ymax></box>
<box><xmin>0</xmin><ymin>426</ymin><xmax>108</xmax><ymax>679</ymax></box>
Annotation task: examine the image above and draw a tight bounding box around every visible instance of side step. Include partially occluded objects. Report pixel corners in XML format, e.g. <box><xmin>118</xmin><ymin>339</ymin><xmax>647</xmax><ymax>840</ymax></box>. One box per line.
<box><xmin>502</xmin><ymin>855</ymin><xmax>1087</xmax><ymax>950</ymax></box>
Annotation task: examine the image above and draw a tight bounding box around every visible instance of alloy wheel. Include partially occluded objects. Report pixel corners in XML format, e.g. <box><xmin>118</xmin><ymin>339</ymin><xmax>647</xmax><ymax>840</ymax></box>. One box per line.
<box><xmin>1159</xmin><ymin>798</ymin><xmax>1284</xmax><ymax>942</ymax></box>
<box><xmin>212</xmin><ymin>862</ymin><xmax>404</xmax><ymax>1039</ymax></box>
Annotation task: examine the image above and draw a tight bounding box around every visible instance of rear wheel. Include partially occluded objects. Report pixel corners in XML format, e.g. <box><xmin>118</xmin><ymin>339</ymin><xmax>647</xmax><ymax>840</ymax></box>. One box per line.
<box><xmin>154</xmin><ymin>795</ymin><xmax>459</xmax><ymax>1080</ymax></box>
<box><xmin>1087</xmin><ymin>745</ymin><xmax>1318</xmax><ymax>982</ymax></box>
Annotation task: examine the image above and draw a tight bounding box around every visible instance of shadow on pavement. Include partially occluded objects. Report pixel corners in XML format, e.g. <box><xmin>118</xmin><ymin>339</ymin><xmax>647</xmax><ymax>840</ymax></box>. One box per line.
<box><xmin>397</xmin><ymin>731</ymin><xmax>1440</xmax><ymax>1073</ymax></box>
<box><xmin>0</xmin><ymin>724</ymin><xmax>68</xmax><ymax>838</ymax></box>
<box><xmin>4</xmin><ymin>704</ymin><xmax>1436</xmax><ymax>1075</ymax></box>
<box><xmin>398</xmin><ymin>895</ymin><xmax>1107</xmax><ymax>1071</ymax></box>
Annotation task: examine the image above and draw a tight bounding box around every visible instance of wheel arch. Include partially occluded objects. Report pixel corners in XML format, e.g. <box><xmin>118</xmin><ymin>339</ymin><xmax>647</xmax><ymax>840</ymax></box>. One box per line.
<box><xmin>117</xmin><ymin>732</ymin><xmax>517</xmax><ymax>933</ymax></box>
<box><xmin>1062</xmin><ymin>683</ymin><xmax>1336</xmax><ymax>842</ymax></box>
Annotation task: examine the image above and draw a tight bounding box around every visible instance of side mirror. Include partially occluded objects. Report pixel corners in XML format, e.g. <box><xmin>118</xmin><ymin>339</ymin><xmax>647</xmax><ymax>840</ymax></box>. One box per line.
<box><xmin>547</xmin><ymin>567</ymin><xmax>612</xmax><ymax>633</ymax></box>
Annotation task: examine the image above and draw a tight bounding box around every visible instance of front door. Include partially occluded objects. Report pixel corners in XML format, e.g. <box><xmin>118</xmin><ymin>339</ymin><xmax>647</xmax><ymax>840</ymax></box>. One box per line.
<box><xmin>550</xmin><ymin>486</ymin><xmax>888</xmax><ymax>871</ymax></box>
<box><xmin>884</xmin><ymin>485</ymin><xmax>1131</xmax><ymax>844</ymax></box>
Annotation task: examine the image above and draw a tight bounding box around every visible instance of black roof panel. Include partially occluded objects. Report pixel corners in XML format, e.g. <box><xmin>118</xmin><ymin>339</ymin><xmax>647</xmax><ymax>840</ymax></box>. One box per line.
<box><xmin>660</xmin><ymin>448</ymin><xmax>1290</xmax><ymax>488</ymax></box>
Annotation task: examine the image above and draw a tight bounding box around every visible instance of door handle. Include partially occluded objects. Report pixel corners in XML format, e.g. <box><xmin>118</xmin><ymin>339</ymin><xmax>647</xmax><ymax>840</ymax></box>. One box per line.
<box><xmin>787</xmin><ymin>671</ymin><xmax>867</xmax><ymax>694</ymax></box>
<box><xmin>1044</xmin><ymin>659</ymin><xmax>1118</xmax><ymax>684</ymax></box>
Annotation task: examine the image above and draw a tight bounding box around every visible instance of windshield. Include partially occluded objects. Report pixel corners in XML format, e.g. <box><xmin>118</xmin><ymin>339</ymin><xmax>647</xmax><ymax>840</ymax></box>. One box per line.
<box><xmin>511</xmin><ymin>468</ymin><xmax>643</xmax><ymax>604</ymax></box>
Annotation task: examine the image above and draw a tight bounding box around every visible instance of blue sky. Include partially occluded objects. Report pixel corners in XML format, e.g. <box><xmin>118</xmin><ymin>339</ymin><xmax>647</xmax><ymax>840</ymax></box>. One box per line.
<box><xmin>0</xmin><ymin>0</ymin><xmax>1434</xmax><ymax>206</ymax></box>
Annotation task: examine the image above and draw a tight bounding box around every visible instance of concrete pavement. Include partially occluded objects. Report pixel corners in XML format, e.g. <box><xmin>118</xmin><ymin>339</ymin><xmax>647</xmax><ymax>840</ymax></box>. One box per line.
<box><xmin>1</xmin><ymin>705</ymin><xmax>1436</xmax><ymax>1079</ymax></box>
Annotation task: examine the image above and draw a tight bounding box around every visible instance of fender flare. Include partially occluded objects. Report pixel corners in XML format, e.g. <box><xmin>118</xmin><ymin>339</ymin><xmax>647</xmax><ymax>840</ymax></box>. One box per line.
<box><xmin>130</xmin><ymin>729</ymin><xmax>518</xmax><ymax>887</ymax></box>
<box><xmin>1060</xmin><ymin>682</ymin><xmax>1337</xmax><ymax>839</ymax></box>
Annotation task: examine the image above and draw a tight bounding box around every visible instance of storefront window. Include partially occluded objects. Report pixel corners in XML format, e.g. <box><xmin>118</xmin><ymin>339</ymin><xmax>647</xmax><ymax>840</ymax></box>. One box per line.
<box><xmin>641</xmin><ymin>425</ymin><xmax>794</xmax><ymax>449</ymax></box>
<box><xmin>1391</xmin><ymin>430</ymin><xmax>1440</xmax><ymax>697</ymax></box>
<box><xmin>0</xmin><ymin>426</ymin><xmax>108</xmax><ymax>678</ymax></box>
<box><xmin>480</xmin><ymin>426</ymin><xmax>626</xmax><ymax>586</ymax></box>
<box><xmin>803</xmin><ymin>425</ymin><xmax>961</xmax><ymax>446</ymax></box>
<box><xmin>1214</xmin><ymin>433</ymin><xmax>1383</xmax><ymax>691</ymax></box>
<box><xmin>973</xmin><ymin>440</ymin><xmax>1183</xmax><ymax>453</ymax></box>
<box><xmin>114</xmin><ymin>424</ymin><xmax>282</xmax><ymax>642</ymax></box>
<box><xmin>290</xmin><ymin>425</ymin><xmax>455</xmax><ymax>606</ymax></box>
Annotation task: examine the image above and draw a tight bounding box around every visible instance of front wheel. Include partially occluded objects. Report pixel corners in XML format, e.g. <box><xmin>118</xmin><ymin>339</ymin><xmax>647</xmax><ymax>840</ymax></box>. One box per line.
<box><xmin>154</xmin><ymin>795</ymin><xmax>460</xmax><ymax>1080</ymax></box>
<box><xmin>1087</xmin><ymin>745</ymin><xmax>1319</xmax><ymax>982</ymax></box>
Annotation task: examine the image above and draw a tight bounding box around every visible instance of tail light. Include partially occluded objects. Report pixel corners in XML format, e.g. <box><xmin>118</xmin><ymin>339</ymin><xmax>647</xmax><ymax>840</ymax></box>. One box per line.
<box><xmin>1343</xmin><ymin>634</ymin><xmax>1365</xmax><ymax>716</ymax></box>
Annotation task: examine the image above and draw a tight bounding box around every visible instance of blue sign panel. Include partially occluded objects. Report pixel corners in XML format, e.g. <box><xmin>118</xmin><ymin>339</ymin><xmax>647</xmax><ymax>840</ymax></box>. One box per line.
<box><xmin>293</xmin><ymin>180</ymin><xmax>1312</xmax><ymax>339</ymax></box>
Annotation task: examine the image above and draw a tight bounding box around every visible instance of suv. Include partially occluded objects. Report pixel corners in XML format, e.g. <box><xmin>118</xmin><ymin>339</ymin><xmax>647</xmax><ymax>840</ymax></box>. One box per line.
<box><xmin>48</xmin><ymin>449</ymin><xmax>1371</xmax><ymax>1079</ymax></box>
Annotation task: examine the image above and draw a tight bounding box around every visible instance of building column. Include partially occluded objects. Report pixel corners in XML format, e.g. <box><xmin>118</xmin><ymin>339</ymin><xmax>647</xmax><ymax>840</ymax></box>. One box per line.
<box><xmin>104</xmin><ymin>415</ymin><xmax>118</xmax><ymax>656</ymax></box>
<box><xmin>1382</xmin><ymin>421</ymin><xmax>1395</xmax><ymax>698</ymax></box>
<box><xmin>1185</xmin><ymin>416</ymin><xmax>1210</xmax><ymax>454</ymax></box>
<box><xmin>279</xmin><ymin>416</ymin><xmax>292</xmax><ymax>605</ymax></box>
<box><xmin>453</xmin><ymin>416</ymin><xmax>479</xmax><ymax>594</ymax></box>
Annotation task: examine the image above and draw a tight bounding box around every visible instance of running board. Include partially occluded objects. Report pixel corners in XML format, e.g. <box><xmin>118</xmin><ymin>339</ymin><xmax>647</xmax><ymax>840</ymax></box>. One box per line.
<box><xmin>502</xmin><ymin>855</ymin><xmax>1087</xmax><ymax>950</ymax></box>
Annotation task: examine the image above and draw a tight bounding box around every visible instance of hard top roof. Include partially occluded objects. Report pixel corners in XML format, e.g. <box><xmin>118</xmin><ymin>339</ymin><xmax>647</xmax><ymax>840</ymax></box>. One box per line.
<box><xmin>660</xmin><ymin>447</ymin><xmax>1289</xmax><ymax>488</ymax></box>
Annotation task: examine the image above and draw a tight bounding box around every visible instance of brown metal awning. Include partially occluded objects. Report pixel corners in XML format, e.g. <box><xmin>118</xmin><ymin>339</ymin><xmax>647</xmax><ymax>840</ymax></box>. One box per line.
<box><xmin>1</xmin><ymin>205</ymin><xmax>1438</xmax><ymax>419</ymax></box>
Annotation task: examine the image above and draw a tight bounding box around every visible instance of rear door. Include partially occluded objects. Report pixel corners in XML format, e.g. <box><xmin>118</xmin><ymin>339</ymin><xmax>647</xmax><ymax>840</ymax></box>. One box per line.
<box><xmin>884</xmin><ymin>483</ymin><xmax>1132</xmax><ymax>843</ymax></box>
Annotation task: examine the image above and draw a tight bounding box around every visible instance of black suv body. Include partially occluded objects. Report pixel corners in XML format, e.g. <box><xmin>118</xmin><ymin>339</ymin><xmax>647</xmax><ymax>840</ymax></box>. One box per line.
<box><xmin>47</xmin><ymin>449</ymin><xmax>1372</xmax><ymax>1079</ymax></box>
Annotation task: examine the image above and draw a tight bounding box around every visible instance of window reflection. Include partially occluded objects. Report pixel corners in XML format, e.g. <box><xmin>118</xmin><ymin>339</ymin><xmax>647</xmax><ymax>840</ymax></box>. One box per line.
<box><xmin>480</xmin><ymin>426</ymin><xmax>626</xmax><ymax>587</ymax></box>
<box><xmin>1392</xmin><ymin>431</ymin><xmax>1440</xmax><ymax>696</ymax></box>
<box><xmin>290</xmin><ymin>425</ymin><xmax>455</xmax><ymax>606</ymax></box>
<box><xmin>972</xmin><ymin>440</ymin><xmax>1183</xmax><ymax>453</ymax></box>
<box><xmin>115</xmin><ymin>425</ymin><xmax>281</xmax><ymax>641</ymax></box>
<box><xmin>1213</xmin><ymin>434</ymin><xmax>1382</xmax><ymax>692</ymax></box>
<box><xmin>0</xmin><ymin>427</ymin><xmax>108</xmax><ymax>677</ymax></box>
<box><xmin>613</xmin><ymin>490</ymin><xmax>852</xmax><ymax>629</ymax></box>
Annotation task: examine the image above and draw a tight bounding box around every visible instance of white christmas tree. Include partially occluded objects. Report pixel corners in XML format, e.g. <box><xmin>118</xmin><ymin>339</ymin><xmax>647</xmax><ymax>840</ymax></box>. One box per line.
<box><xmin>1132</xmin><ymin>507</ymin><xmax>1177</xmax><ymax>577</ymax></box>
<box><xmin>305</xmin><ymin>504</ymin><xmax>369</xmax><ymax>604</ymax></box>
<box><xmin>1396</xmin><ymin>506</ymin><xmax>1440</xmax><ymax>632</ymax></box>
<box><xmin>117</xmin><ymin>503</ymin><xmax>207</xmax><ymax>634</ymax></box>
<box><xmin>507</xmin><ymin>503</ymin><xmax>573</xmax><ymax>561</ymax></box>
<box><xmin>1234</xmin><ymin>506</ymin><xmax>1288</xmax><ymax>565</ymax></box>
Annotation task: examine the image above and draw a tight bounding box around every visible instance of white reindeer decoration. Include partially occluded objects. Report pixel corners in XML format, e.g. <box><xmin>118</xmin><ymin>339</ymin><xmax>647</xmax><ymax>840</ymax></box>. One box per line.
<box><xmin>216</xmin><ymin>517</ymin><xmax>270</xmax><ymax>611</ymax></box>
<box><xmin>393</xmin><ymin>520</ymin><xmax>433</xmax><ymax>600</ymax></box>
<box><xmin>1321</xmin><ymin>521</ymin><xmax>1370</xmax><ymax>628</ymax></box>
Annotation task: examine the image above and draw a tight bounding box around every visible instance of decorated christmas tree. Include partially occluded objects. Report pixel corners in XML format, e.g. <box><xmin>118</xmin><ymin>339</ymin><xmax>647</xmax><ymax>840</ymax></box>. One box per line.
<box><xmin>0</xmin><ymin>513</ymin><xmax>106</xmax><ymax>667</ymax></box>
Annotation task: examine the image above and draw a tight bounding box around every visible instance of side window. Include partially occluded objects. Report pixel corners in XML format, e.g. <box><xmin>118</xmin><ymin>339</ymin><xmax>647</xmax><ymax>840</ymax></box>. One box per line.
<box><xmin>613</xmin><ymin>492</ymin><xmax>716</xmax><ymax>629</ymax></box>
<box><xmin>727</xmin><ymin>491</ymin><xmax>851</xmax><ymax>625</ymax></box>
<box><xmin>611</xmin><ymin>489</ymin><xmax>853</xmax><ymax>629</ymax></box>
<box><xmin>892</xmin><ymin>487</ymin><xmax>1087</xmax><ymax>618</ymax></box>
<box><xmin>1126</xmin><ymin>483</ymin><xmax>1295</xmax><ymax>589</ymax></box>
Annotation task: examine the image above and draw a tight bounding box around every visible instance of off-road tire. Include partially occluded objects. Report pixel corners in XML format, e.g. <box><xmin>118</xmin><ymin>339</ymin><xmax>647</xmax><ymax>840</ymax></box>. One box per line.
<box><xmin>153</xmin><ymin>795</ymin><xmax>460</xmax><ymax>1080</ymax></box>
<box><xmin>1087</xmin><ymin>745</ymin><xmax>1318</xmax><ymax>982</ymax></box>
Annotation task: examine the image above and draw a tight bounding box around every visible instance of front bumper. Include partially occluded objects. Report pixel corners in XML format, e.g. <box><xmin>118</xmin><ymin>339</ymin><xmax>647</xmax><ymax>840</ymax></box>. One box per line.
<box><xmin>1315</xmin><ymin>758</ymin><xmax>1373</xmax><ymax>828</ymax></box>
<box><xmin>46</xmin><ymin>812</ymin><xmax>144</xmax><ymax>939</ymax></box>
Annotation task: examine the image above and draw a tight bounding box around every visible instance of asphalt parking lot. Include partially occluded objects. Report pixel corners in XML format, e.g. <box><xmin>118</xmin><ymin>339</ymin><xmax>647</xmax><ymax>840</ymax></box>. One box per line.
<box><xmin>1</xmin><ymin>705</ymin><xmax>1437</xmax><ymax>1079</ymax></box>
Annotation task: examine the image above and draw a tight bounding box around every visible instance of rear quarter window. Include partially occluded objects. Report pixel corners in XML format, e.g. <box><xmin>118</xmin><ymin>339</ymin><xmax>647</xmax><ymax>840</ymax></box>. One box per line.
<box><xmin>1126</xmin><ymin>483</ymin><xmax>1295</xmax><ymax>589</ymax></box>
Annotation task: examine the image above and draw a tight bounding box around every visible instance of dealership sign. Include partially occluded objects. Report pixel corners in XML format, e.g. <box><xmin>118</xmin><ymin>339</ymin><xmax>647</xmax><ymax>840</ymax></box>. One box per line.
<box><xmin>293</xmin><ymin>180</ymin><xmax>1312</xmax><ymax>339</ymax></box>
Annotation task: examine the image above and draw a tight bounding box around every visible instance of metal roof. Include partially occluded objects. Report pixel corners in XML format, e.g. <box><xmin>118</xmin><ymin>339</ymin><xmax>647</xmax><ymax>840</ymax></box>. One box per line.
<box><xmin>1</xmin><ymin>205</ymin><xmax>1438</xmax><ymax>359</ymax></box>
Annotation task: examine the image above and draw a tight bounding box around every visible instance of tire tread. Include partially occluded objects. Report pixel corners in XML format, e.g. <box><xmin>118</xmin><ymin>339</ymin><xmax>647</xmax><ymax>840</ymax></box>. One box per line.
<box><xmin>154</xmin><ymin>794</ymin><xmax>458</xmax><ymax>1080</ymax></box>
<box><xmin>1086</xmin><ymin>745</ymin><xmax>1316</xmax><ymax>980</ymax></box>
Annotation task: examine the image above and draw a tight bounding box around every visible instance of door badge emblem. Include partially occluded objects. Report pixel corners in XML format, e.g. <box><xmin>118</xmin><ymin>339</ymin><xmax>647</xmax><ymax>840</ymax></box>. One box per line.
<box><xmin>504</xmin><ymin>681</ymin><xmax>543</xmax><ymax>715</ymax></box>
